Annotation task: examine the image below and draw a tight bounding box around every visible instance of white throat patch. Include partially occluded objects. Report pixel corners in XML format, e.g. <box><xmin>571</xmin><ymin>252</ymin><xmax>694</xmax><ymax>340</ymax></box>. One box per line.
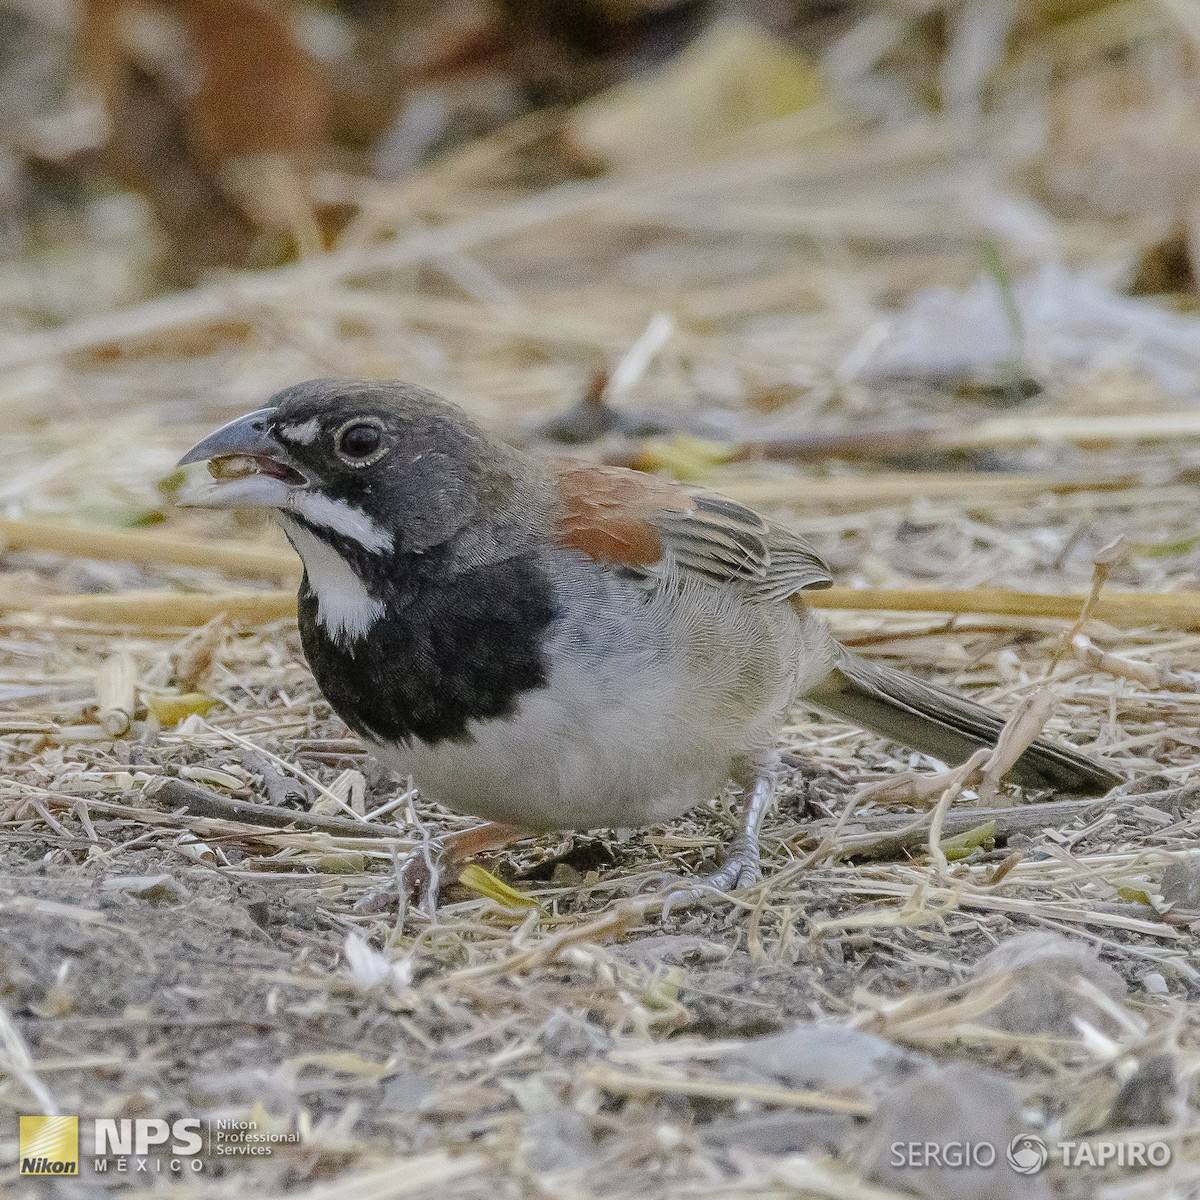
<box><xmin>277</xmin><ymin>517</ymin><xmax>384</xmax><ymax>644</ymax></box>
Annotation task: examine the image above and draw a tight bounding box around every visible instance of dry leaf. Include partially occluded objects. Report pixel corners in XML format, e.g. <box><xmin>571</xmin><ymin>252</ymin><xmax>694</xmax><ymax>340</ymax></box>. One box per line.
<box><xmin>183</xmin><ymin>0</ymin><xmax>328</xmax><ymax>169</ymax></box>
<box><xmin>458</xmin><ymin>864</ymin><xmax>544</xmax><ymax>911</ymax></box>
<box><xmin>574</xmin><ymin>18</ymin><xmax>824</xmax><ymax>170</ymax></box>
<box><xmin>146</xmin><ymin>691</ymin><xmax>217</xmax><ymax>724</ymax></box>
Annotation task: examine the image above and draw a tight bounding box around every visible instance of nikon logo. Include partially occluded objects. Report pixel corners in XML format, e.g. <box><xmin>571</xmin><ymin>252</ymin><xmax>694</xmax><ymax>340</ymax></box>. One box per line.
<box><xmin>19</xmin><ymin>1115</ymin><xmax>79</xmax><ymax>1176</ymax></box>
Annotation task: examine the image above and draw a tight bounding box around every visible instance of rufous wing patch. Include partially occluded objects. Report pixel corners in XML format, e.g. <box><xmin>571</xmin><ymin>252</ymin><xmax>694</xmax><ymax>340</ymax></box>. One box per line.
<box><xmin>551</xmin><ymin>459</ymin><xmax>832</xmax><ymax>596</ymax></box>
<box><xmin>553</xmin><ymin>461</ymin><xmax>693</xmax><ymax>567</ymax></box>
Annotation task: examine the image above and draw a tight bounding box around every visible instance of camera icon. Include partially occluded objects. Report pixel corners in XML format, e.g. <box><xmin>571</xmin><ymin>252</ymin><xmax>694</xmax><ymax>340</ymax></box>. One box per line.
<box><xmin>1007</xmin><ymin>1134</ymin><xmax>1049</xmax><ymax>1175</ymax></box>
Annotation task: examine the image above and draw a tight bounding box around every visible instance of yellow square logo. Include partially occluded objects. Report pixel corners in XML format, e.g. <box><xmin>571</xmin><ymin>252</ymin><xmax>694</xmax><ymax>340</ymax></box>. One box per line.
<box><xmin>19</xmin><ymin>1116</ymin><xmax>79</xmax><ymax>1176</ymax></box>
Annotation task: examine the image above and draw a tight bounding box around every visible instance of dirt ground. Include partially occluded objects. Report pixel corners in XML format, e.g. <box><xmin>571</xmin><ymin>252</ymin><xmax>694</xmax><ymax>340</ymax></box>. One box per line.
<box><xmin>3</xmin><ymin>433</ymin><xmax>1200</xmax><ymax>1199</ymax></box>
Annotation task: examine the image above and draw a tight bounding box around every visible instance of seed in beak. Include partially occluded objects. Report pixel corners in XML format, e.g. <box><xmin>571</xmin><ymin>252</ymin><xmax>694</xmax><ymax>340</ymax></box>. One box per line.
<box><xmin>208</xmin><ymin>455</ymin><xmax>261</xmax><ymax>481</ymax></box>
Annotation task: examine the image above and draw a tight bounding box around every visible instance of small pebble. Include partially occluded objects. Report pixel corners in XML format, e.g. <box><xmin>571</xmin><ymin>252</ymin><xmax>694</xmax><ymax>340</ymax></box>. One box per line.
<box><xmin>1142</xmin><ymin>972</ymin><xmax>1169</xmax><ymax>996</ymax></box>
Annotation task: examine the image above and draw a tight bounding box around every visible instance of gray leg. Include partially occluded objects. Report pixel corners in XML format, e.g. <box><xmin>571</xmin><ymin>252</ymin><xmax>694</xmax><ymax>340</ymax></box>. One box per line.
<box><xmin>663</xmin><ymin>762</ymin><xmax>777</xmax><ymax>915</ymax></box>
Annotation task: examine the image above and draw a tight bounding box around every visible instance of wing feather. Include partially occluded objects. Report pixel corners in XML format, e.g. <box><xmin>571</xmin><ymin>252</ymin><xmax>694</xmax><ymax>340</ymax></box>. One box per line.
<box><xmin>553</xmin><ymin>460</ymin><xmax>832</xmax><ymax>599</ymax></box>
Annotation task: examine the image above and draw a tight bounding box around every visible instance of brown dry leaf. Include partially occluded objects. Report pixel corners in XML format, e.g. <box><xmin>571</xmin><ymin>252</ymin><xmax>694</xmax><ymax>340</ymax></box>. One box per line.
<box><xmin>1045</xmin><ymin>55</ymin><xmax>1200</xmax><ymax>222</ymax></box>
<box><xmin>64</xmin><ymin>0</ymin><xmax>329</xmax><ymax>275</ymax></box>
<box><xmin>183</xmin><ymin>0</ymin><xmax>329</xmax><ymax>254</ymax></box>
<box><xmin>183</xmin><ymin>0</ymin><xmax>328</xmax><ymax>169</ymax></box>
<box><xmin>75</xmin><ymin>0</ymin><xmax>132</xmax><ymax>116</ymax></box>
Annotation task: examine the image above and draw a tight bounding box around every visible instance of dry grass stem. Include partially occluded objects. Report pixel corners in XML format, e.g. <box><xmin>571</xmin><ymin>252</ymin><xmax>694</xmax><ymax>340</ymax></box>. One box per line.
<box><xmin>13</xmin><ymin>584</ymin><xmax>1200</xmax><ymax>633</ymax></box>
<box><xmin>0</xmin><ymin>517</ymin><xmax>298</xmax><ymax>579</ymax></box>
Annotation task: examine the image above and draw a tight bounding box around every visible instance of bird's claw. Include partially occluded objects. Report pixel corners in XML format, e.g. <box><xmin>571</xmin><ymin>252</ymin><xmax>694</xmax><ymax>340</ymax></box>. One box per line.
<box><xmin>660</xmin><ymin>839</ymin><xmax>761</xmax><ymax>917</ymax></box>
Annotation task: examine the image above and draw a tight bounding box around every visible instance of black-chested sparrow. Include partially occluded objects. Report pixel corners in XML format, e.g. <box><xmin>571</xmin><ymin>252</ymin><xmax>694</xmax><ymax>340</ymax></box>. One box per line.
<box><xmin>179</xmin><ymin>379</ymin><xmax>1120</xmax><ymax>904</ymax></box>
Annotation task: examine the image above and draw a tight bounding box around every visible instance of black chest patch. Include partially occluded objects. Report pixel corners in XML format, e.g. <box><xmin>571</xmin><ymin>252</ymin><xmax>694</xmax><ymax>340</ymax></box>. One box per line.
<box><xmin>297</xmin><ymin>546</ymin><xmax>558</xmax><ymax>746</ymax></box>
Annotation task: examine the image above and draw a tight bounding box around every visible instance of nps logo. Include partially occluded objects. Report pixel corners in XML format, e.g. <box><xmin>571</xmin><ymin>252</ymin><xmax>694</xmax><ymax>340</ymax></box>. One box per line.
<box><xmin>91</xmin><ymin>1118</ymin><xmax>205</xmax><ymax>1175</ymax></box>
<box><xmin>19</xmin><ymin>1112</ymin><xmax>300</xmax><ymax>1177</ymax></box>
<box><xmin>19</xmin><ymin>1115</ymin><xmax>79</xmax><ymax>1176</ymax></box>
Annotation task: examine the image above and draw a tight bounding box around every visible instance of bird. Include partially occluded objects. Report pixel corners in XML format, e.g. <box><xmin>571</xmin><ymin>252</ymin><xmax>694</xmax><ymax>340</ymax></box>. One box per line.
<box><xmin>179</xmin><ymin>378</ymin><xmax>1122</xmax><ymax>906</ymax></box>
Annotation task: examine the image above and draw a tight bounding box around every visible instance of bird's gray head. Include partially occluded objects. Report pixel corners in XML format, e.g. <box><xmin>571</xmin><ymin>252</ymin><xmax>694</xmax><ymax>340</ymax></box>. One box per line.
<box><xmin>179</xmin><ymin>379</ymin><xmax>495</xmax><ymax>556</ymax></box>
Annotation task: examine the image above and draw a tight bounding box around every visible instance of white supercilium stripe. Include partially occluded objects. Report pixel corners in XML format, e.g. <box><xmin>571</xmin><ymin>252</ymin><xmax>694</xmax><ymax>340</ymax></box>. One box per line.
<box><xmin>279</xmin><ymin>417</ymin><xmax>321</xmax><ymax>445</ymax></box>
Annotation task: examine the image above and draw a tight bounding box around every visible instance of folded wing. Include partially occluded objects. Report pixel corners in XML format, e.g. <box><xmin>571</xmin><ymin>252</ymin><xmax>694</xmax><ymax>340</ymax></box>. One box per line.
<box><xmin>552</xmin><ymin>460</ymin><xmax>832</xmax><ymax>598</ymax></box>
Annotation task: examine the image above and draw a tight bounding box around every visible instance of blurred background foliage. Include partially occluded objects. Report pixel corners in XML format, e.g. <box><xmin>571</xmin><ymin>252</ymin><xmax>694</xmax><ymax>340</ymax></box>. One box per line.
<box><xmin>4</xmin><ymin>0</ymin><xmax>1200</xmax><ymax>309</ymax></box>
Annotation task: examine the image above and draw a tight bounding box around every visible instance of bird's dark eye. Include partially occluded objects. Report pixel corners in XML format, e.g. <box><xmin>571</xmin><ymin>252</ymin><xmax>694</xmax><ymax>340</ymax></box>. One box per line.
<box><xmin>335</xmin><ymin>420</ymin><xmax>385</xmax><ymax>466</ymax></box>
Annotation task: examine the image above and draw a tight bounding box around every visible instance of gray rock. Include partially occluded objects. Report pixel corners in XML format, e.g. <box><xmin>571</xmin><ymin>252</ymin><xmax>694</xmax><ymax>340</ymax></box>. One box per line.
<box><xmin>860</xmin><ymin>1062</ymin><xmax>1051</xmax><ymax>1200</ymax></box>
<box><xmin>1160</xmin><ymin>860</ymin><xmax>1200</xmax><ymax>909</ymax></box>
<box><xmin>972</xmin><ymin>932</ymin><xmax>1127</xmax><ymax>1036</ymax></box>
<box><xmin>521</xmin><ymin>1109</ymin><xmax>600</xmax><ymax>1174</ymax></box>
<box><xmin>379</xmin><ymin>1073</ymin><xmax>438</xmax><ymax>1115</ymax></box>
<box><xmin>699</xmin><ymin>1110</ymin><xmax>854</xmax><ymax>1156</ymax></box>
<box><xmin>724</xmin><ymin>1021</ymin><xmax>914</xmax><ymax>1091</ymax></box>
<box><xmin>535</xmin><ymin>1011</ymin><xmax>613</xmax><ymax>1059</ymax></box>
<box><xmin>1108</xmin><ymin>1056</ymin><xmax>1177</xmax><ymax>1129</ymax></box>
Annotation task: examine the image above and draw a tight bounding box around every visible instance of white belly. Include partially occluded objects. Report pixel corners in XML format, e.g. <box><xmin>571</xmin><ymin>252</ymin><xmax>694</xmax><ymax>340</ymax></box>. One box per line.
<box><xmin>371</xmin><ymin>574</ymin><xmax>836</xmax><ymax>832</ymax></box>
<box><xmin>373</xmin><ymin>658</ymin><xmax>729</xmax><ymax>829</ymax></box>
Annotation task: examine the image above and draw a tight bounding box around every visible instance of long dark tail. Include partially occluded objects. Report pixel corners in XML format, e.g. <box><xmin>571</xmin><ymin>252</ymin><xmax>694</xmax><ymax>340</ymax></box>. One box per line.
<box><xmin>804</xmin><ymin>650</ymin><xmax>1121</xmax><ymax>794</ymax></box>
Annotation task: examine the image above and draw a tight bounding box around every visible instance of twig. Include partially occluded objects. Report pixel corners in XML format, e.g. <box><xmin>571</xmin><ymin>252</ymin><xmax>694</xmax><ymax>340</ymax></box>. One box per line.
<box><xmin>0</xmin><ymin>999</ymin><xmax>56</xmax><ymax>1113</ymax></box>
<box><xmin>253</xmin><ymin>1152</ymin><xmax>488</xmax><ymax>1200</ymax></box>
<box><xmin>727</xmin><ymin>410</ymin><xmax>1200</xmax><ymax>461</ymax></box>
<box><xmin>0</xmin><ymin>589</ymin><xmax>297</xmax><ymax>626</ymax></box>
<box><xmin>939</xmin><ymin>408</ymin><xmax>1200</xmax><ymax>449</ymax></box>
<box><xmin>583</xmin><ymin>1063</ymin><xmax>874</xmax><ymax>1117</ymax></box>
<box><xmin>1047</xmin><ymin>535</ymin><xmax>1128</xmax><ymax>675</ymax></box>
<box><xmin>823</xmin><ymin>795</ymin><xmax>1114</xmax><ymax>860</ymax></box>
<box><xmin>0</xmin><ymin>178</ymin><xmax>606</xmax><ymax>374</ymax></box>
<box><xmin>928</xmin><ymin>748</ymin><xmax>990</xmax><ymax>871</ymax></box>
<box><xmin>10</xmin><ymin>583</ymin><xmax>1200</xmax><ymax>630</ymax></box>
<box><xmin>728</xmin><ymin>419</ymin><xmax>958</xmax><ymax>463</ymax></box>
<box><xmin>146</xmin><ymin>778</ymin><xmax>406</xmax><ymax>840</ymax></box>
<box><xmin>442</xmin><ymin>900</ymin><xmax>647</xmax><ymax>985</ymax></box>
<box><xmin>193</xmin><ymin>720</ymin><xmax>368</xmax><ymax>820</ymax></box>
<box><xmin>94</xmin><ymin>650</ymin><xmax>137</xmax><ymax>736</ymax></box>
<box><xmin>807</xmin><ymin>586</ymin><xmax>1200</xmax><ymax>630</ymax></box>
<box><xmin>1071</xmin><ymin>633</ymin><xmax>1199</xmax><ymax>691</ymax></box>
<box><xmin>615</xmin><ymin>411</ymin><xmax>1200</xmax><ymax>471</ymax></box>
<box><xmin>678</xmin><ymin>471</ymin><xmax>1061</xmax><ymax>509</ymax></box>
<box><xmin>974</xmin><ymin>689</ymin><xmax>1060</xmax><ymax>803</ymax></box>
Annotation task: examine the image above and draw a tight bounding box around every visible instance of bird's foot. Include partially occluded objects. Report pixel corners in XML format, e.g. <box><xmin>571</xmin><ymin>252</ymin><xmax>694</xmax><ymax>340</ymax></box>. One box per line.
<box><xmin>661</xmin><ymin>835</ymin><xmax>762</xmax><ymax>916</ymax></box>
